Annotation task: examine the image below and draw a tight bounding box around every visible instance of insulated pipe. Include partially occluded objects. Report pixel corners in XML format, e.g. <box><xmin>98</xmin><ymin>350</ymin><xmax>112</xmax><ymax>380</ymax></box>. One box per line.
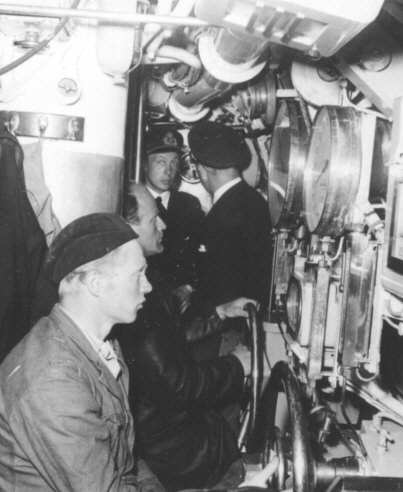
<box><xmin>0</xmin><ymin>5</ymin><xmax>209</xmax><ymax>27</ymax></box>
<box><xmin>134</xmin><ymin>65</ymin><xmax>147</xmax><ymax>182</ymax></box>
<box><xmin>169</xmin><ymin>29</ymin><xmax>269</xmax><ymax>121</ymax></box>
<box><xmin>197</xmin><ymin>30</ymin><xmax>268</xmax><ymax>84</ymax></box>
<box><xmin>145</xmin><ymin>0</ymin><xmax>197</xmax><ymax>54</ymax></box>
<box><xmin>172</xmin><ymin>71</ymin><xmax>230</xmax><ymax>107</ymax></box>
<box><xmin>261</xmin><ymin>361</ymin><xmax>315</xmax><ymax>492</ymax></box>
<box><xmin>155</xmin><ymin>45</ymin><xmax>202</xmax><ymax>69</ymax></box>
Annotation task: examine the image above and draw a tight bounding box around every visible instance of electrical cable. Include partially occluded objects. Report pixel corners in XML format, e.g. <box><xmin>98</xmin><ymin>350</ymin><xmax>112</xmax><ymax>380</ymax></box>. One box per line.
<box><xmin>0</xmin><ymin>0</ymin><xmax>82</xmax><ymax>77</ymax></box>
<box><xmin>320</xmin><ymin>397</ymin><xmax>356</xmax><ymax>454</ymax></box>
<box><xmin>326</xmin><ymin>236</ymin><xmax>344</xmax><ymax>262</ymax></box>
<box><xmin>263</xmin><ymin>345</ymin><xmax>272</xmax><ymax>371</ymax></box>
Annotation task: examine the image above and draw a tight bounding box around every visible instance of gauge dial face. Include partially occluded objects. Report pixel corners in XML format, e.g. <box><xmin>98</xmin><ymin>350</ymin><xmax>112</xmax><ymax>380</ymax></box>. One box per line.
<box><xmin>286</xmin><ymin>277</ymin><xmax>302</xmax><ymax>336</ymax></box>
<box><xmin>304</xmin><ymin>109</ymin><xmax>332</xmax><ymax>233</ymax></box>
<box><xmin>268</xmin><ymin>119</ymin><xmax>290</xmax><ymax>226</ymax></box>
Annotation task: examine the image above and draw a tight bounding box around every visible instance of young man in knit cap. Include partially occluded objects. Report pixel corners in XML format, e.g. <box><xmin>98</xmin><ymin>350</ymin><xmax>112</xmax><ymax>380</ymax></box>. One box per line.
<box><xmin>0</xmin><ymin>213</ymin><xmax>163</xmax><ymax>492</ymax></box>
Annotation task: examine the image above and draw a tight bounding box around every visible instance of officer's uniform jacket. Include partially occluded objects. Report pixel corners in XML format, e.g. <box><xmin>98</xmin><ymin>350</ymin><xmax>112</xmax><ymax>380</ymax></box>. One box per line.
<box><xmin>201</xmin><ymin>180</ymin><xmax>272</xmax><ymax>310</ymax></box>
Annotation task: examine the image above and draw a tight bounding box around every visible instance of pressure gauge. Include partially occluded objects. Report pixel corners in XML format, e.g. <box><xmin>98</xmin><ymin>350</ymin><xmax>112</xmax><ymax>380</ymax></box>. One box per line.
<box><xmin>303</xmin><ymin>106</ymin><xmax>361</xmax><ymax>236</ymax></box>
<box><xmin>286</xmin><ymin>275</ymin><xmax>302</xmax><ymax>336</ymax></box>
<box><xmin>286</xmin><ymin>272</ymin><xmax>314</xmax><ymax>344</ymax></box>
<box><xmin>268</xmin><ymin>100</ymin><xmax>308</xmax><ymax>230</ymax></box>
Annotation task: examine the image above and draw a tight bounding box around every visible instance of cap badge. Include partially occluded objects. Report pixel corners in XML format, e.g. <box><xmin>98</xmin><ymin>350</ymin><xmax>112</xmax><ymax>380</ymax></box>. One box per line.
<box><xmin>163</xmin><ymin>132</ymin><xmax>178</xmax><ymax>147</ymax></box>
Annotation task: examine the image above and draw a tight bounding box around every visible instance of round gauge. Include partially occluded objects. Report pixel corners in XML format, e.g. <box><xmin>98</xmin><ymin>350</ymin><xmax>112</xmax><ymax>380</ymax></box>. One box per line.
<box><xmin>268</xmin><ymin>100</ymin><xmax>308</xmax><ymax>229</ymax></box>
<box><xmin>303</xmin><ymin>106</ymin><xmax>361</xmax><ymax>235</ymax></box>
<box><xmin>286</xmin><ymin>275</ymin><xmax>302</xmax><ymax>337</ymax></box>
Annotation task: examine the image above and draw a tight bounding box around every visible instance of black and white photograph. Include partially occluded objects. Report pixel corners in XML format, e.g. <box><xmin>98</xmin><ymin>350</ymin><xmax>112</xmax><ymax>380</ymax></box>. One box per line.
<box><xmin>0</xmin><ymin>1</ymin><xmax>403</xmax><ymax>491</ymax></box>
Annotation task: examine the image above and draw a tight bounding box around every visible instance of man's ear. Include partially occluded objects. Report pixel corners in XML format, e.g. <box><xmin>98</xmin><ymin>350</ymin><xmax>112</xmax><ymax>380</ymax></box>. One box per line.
<box><xmin>129</xmin><ymin>222</ymin><xmax>140</xmax><ymax>238</ymax></box>
<box><xmin>84</xmin><ymin>270</ymin><xmax>102</xmax><ymax>297</ymax></box>
<box><xmin>196</xmin><ymin>163</ymin><xmax>206</xmax><ymax>179</ymax></box>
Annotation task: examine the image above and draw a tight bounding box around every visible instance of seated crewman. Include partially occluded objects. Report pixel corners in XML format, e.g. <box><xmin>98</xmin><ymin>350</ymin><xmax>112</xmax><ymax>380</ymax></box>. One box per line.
<box><xmin>116</xmin><ymin>184</ymin><xmax>263</xmax><ymax>491</ymax></box>
<box><xmin>0</xmin><ymin>213</ymin><xmax>164</xmax><ymax>492</ymax></box>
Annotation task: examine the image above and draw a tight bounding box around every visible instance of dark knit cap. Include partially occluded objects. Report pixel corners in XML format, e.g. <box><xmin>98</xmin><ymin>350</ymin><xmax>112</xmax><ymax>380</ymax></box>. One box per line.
<box><xmin>145</xmin><ymin>128</ymin><xmax>183</xmax><ymax>156</ymax></box>
<box><xmin>45</xmin><ymin>213</ymin><xmax>138</xmax><ymax>284</ymax></box>
<box><xmin>188</xmin><ymin>121</ymin><xmax>251</xmax><ymax>169</ymax></box>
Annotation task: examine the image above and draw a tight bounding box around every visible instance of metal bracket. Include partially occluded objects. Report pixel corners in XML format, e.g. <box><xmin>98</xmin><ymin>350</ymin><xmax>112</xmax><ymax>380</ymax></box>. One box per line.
<box><xmin>0</xmin><ymin>111</ymin><xmax>84</xmax><ymax>141</ymax></box>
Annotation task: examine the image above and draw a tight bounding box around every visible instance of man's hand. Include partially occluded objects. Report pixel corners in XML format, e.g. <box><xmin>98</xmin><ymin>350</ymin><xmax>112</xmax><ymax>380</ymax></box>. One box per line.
<box><xmin>240</xmin><ymin>456</ymin><xmax>279</xmax><ymax>488</ymax></box>
<box><xmin>173</xmin><ymin>285</ymin><xmax>193</xmax><ymax>314</ymax></box>
<box><xmin>216</xmin><ymin>298</ymin><xmax>258</xmax><ymax>320</ymax></box>
<box><xmin>230</xmin><ymin>345</ymin><xmax>251</xmax><ymax>377</ymax></box>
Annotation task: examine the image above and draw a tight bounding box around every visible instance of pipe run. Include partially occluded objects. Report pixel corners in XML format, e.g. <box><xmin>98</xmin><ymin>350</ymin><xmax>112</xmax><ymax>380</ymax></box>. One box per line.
<box><xmin>246</xmin><ymin>302</ymin><xmax>264</xmax><ymax>442</ymax></box>
<box><xmin>0</xmin><ymin>4</ymin><xmax>210</xmax><ymax>28</ymax></box>
<box><xmin>155</xmin><ymin>46</ymin><xmax>202</xmax><ymax>69</ymax></box>
<box><xmin>261</xmin><ymin>361</ymin><xmax>315</xmax><ymax>492</ymax></box>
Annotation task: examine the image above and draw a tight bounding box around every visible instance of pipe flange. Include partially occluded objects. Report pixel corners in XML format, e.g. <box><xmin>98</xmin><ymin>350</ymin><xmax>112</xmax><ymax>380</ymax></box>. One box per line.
<box><xmin>198</xmin><ymin>33</ymin><xmax>267</xmax><ymax>84</ymax></box>
<box><xmin>168</xmin><ymin>95</ymin><xmax>210</xmax><ymax>122</ymax></box>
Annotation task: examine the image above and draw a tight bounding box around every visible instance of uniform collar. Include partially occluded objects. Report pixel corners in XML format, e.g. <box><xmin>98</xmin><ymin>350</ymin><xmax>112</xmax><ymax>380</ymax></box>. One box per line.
<box><xmin>213</xmin><ymin>177</ymin><xmax>242</xmax><ymax>205</ymax></box>
<box><xmin>146</xmin><ymin>186</ymin><xmax>171</xmax><ymax>209</ymax></box>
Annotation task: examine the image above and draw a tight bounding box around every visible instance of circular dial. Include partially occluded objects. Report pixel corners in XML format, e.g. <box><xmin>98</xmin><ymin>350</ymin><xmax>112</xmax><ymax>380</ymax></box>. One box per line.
<box><xmin>268</xmin><ymin>100</ymin><xmax>307</xmax><ymax>229</ymax></box>
<box><xmin>286</xmin><ymin>276</ymin><xmax>302</xmax><ymax>337</ymax></box>
<box><xmin>268</xmin><ymin>122</ymin><xmax>290</xmax><ymax>224</ymax></box>
<box><xmin>303</xmin><ymin>106</ymin><xmax>361</xmax><ymax>236</ymax></box>
<box><xmin>304</xmin><ymin>109</ymin><xmax>332</xmax><ymax>232</ymax></box>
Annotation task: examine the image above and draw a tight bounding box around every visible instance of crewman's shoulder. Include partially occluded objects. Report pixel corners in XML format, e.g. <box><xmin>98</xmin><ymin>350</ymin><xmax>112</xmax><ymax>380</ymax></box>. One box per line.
<box><xmin>0</xmin><ymin>316</ymin><xmax>81</xmax><ymax>404</ymax></box>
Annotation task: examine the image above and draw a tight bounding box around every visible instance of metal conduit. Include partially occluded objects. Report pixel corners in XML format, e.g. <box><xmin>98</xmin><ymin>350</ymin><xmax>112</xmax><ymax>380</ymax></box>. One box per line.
<box><xmin>246</xmin><ymin>302</ymin><xmax>264</xmax><ymax>441</ymax></box>
<box><xmin>134</xmin><ymin>66</ymin><xmax>147</xmax><ymax>183</ymax></box>
<box><xmin>0</xmin><ymin>4</ymin><xmax>210</xmax><ymax>27</ymax></box>
<box><xmin>262</xmin><ymin>361</ymin><xmax>315</xmax><ymax>492</ymax></box>
<box><xmin>237</xmin><ymin>303</ymin><xmax>264</xmax><ymax>451</ymax></box>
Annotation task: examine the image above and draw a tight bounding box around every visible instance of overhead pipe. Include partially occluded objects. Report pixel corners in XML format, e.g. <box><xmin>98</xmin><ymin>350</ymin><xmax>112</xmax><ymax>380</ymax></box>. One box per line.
<box><xmin>0</xmin><ymin>4</ymin><xmax>209</xmax><ymax>28</ymax></box>
<box><xmin>169</xmin><ymin>28</ymin><xmax>269</xmax><ymax>122</ymax></box>
<box><xmin>169</xmin><ymin>70</ymin><xmax>230</xmax><ymax>121</ymax></box>
<box><xmin>145</xmin><ymin>0</ymin><xmax>197</xmax><ymax>54</ymax></box>
<box><xmin>197</xmin><ymin>29</ymin><xmax>268</xmax><ymax>84</ymax></box>
<box><xmin>162</xmin><ymin>42</ymin><xmax>201</xmax><ymax>88</ymax></box>
<box><xmin>154</xmin><ymin>45</ymin><xmax>202</xmax><ymax>69</ymax></box>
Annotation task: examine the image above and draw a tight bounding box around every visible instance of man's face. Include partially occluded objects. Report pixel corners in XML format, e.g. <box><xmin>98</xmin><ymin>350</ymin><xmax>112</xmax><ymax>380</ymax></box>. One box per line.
<box><xmin>145</xmin><ymin>151</ymin><xmax>180</xmax><ymax>193</ymax></box>
<box><xmin>131</xmin><ymin>193</ymin><xmax>166</xmax><ymax>256</ymax></box>
<box><xmin>100</xmin><ymin>240</ymin><xmax>152</xmax><ymax>325</ymax></box>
